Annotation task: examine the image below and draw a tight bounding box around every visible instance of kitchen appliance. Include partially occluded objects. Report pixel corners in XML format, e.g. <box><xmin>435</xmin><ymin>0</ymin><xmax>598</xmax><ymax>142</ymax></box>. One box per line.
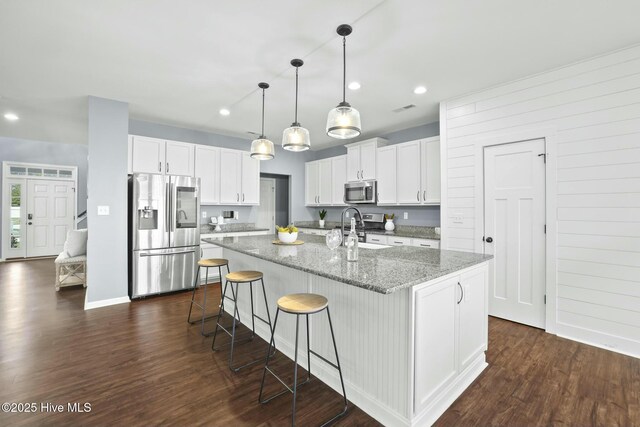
<box><xmin>343</xmin><ymin>179</ymin><xmax>377</xmax><ymax>204</ymax></box>
<box><xmin>128</xmin><ymin>174</ymin><xmax>200</xmax><ymax>298</ymax></box>
<box><xmin>336</xmin><ymin>212</ymin><xmax>385</xmax><ymax>243</ymax></box>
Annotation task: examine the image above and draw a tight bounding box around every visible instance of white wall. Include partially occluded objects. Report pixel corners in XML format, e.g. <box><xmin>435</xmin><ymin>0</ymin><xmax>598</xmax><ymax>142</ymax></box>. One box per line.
<box><xmin>440</xmin><ymin>45</ymin><xmax>640</xmax><ymax>357</ymax></box>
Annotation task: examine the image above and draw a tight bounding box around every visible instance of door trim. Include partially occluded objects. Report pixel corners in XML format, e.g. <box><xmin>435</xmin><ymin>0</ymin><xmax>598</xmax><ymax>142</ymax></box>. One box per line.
<box><xmin>471</xmin><ymin>127</ymin><xmax>558</xmax><ymax>334</ymax></box>
<box><xmin>258</xmin><ymin>177</ymin><xmax>276</xmax><ymax>232</ymax></box>
<box><xmin>2</xmin><ymin>161</ymin><xmax>78</xmax><ymax>260</ymax></box>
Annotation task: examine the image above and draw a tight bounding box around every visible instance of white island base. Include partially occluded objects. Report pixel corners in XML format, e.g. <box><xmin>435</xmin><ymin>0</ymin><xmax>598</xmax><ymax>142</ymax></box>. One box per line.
<box><xmin>222</xmin><ymin>249</ymin><xmax>490</xmax><ymax>427</ymax></box>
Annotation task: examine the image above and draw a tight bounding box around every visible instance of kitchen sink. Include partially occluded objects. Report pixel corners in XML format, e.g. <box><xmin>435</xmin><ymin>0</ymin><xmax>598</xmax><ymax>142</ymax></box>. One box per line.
<box><xmin>358</xmin><ymin>242</ymin><xmax>391</xmax><ymax>250</ymax></box>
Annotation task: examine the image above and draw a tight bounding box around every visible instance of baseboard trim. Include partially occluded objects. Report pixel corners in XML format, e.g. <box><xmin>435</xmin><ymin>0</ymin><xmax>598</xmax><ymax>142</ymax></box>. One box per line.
<box><xmin>84</xmin><ymin>296</ymin><xmax>130</xmax><ymax>310</ymax></box>
<box><xmin>556</xmin><ymin>322</ymin><xmax>640</xmax><ymax>359</ymax></box>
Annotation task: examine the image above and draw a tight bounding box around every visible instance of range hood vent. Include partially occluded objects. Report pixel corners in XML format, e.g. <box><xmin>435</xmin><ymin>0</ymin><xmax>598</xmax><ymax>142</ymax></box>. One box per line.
<box><xmin>392</xmin><ymin>104</ymin><xmax>416</xmax><ymax>113</ymax></box>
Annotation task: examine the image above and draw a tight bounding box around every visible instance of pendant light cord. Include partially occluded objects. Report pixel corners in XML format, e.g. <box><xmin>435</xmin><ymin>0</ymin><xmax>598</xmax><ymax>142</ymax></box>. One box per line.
<box><xmin>295</xmin><ymin>66</ymin><xmax>299</xmax><ymax>124</ymax></box>
<box><xmin>261</xmin><ymin>88</ymin><xmax>265</xmax><ymax>137</ymax></box>
<box><xmin>342</xmin><ymin>36</ymin><xmax>346</xmax><ymax>103</ymax></box>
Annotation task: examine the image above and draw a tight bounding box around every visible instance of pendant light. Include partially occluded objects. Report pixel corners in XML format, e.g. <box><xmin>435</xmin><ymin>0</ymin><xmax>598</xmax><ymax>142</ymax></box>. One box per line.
<box><xmin>282</xmin><ymin>59</ymin><xmax>311</xmax><ymax>151</ymax></box>
<box><xmin>250</xmin><ymin>82</ymin><xmax>275</xmax><ymax>160</ymax></box>
<box><xmin>326</xmin><ymin>24</ymin><xmax>361</xmax><ymax>139</ymax></box>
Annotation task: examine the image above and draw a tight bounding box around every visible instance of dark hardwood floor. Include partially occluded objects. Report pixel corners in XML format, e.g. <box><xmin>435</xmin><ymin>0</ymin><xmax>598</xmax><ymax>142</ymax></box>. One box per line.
<box><xmin>0</xmin><ymin>259</ymin><xmax>638</xmax><ymax>426</ymax></box>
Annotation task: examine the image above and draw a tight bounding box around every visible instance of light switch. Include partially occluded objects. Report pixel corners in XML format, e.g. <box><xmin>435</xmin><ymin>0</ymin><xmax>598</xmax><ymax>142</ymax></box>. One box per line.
<box><xmin>97</xmin><ymin>205</ymin><xmax>110</xmax><ymax>216</ymax></box>
<box><xmin>404</xmin><ymin>212</ymin><xmax>408</xmax><ymax>219</ymax></box>
<box><xmin>234</xmin><ymin>211</ymin><xmax>239</xmax><ymax>220</ymax></box>
<box><xmin>202</xmin><ymin>211</ymin><xmax>207</xmax><ymax>218</ymax></box>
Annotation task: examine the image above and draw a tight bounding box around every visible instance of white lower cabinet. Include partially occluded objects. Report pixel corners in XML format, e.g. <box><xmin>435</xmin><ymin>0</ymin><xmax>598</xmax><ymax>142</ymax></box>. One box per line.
<box><xmin>366</xmin><ymin>234</ymin><xmax>388</xmax><ymax>244</ymax></box>
<box><xmin>365</xmin><ymin>234</ymin><xmax>441</xmax><ymax>249</ymax></box>
<box><xmin>387</xmin><ymin>236</ymin><xmax>412</xmax><ymax>246</ymax></box>
<box><xmin>297</xmin><ymin>227</ymin><xmax>330</xmax><ymax>236</ymax></box>
<box><xmin>413</xmin><ymin>266</ymin><xmax>488</xmax><ymax>415</ymax></box>
<box><xmin>412</xmin><ymin>238</ymin><xmax>441</xmax><ymax>249</ymax></box>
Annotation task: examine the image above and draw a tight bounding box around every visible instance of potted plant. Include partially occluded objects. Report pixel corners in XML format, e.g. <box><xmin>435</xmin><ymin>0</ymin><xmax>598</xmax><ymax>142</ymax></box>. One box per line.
<box><xmin>276</xmin><ymin>225</ymin><xmax>299</xmax><ymax>243</ymax></box>
<box><xmin>384</xmin><ymin>213</ymin><xmax>395</xmax><ymax>232</ymax></box>
<box><xmin>319</xmin><ymin>209</ymin><xmax>327</xmax><ymax>228</ymax></box>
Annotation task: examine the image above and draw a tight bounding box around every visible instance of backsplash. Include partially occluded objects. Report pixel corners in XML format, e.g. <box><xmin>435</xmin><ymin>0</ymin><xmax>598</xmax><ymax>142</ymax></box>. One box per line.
<box><xmin>303</xmin><ymin>205</ymin><xmax>440</xmax><ymax>227</ymax></box>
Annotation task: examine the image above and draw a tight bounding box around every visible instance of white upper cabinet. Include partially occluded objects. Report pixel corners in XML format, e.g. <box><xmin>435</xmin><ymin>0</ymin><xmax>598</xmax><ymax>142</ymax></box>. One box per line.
<box><xmin>397</xmin><ymin>140</ymin><xmax>422</xmax><ymax>204</ymax></box>
<box><xmin>195</xmin><ymin>146</ymin><xmax>220</xmax><ymax>204</ymax></box>
<box><xmin>219</xmin><ymin>149</ymin><xmax>242</xmax><ymax>204</ymax></box>
<box><xmin>376</xmin><ymin>146</ymin><xmax>397</xmax><ymax>204</ymax></box>
<box><xmin>305</xmin><ymin>161</ymin><xmax>319</xmax><ymax>206</ymax></box>
<box><xmin>131</xmin><ymin>136</ymin><xmax>165</xmax><ymax>174</ymax></box>
<box><xmin>318</xmin><ymin>159</ymin><xmax>333</xmax><ymax>205</ymax></box>
<box><xmin>165</xmin><ymin>140</ymin><xmax>195</xmax><ymax>176</ymax></box>
<box><xmin>241</xmin><ymin>152</ymin><xmax>260</xmax><ymax>205</ymax></box>
<box><xmin>421</xmin><ymin>137</ymin><xmax>441</xmax><ymax>204</ymax></box>
<box><xmin>332</xmin><ymin>155</ymin><xmax>347</xmax><ymax>205</ymax></box>
<box><xmin>345</xmin><ymin>138</ymin><xmax>387</xmax><ymax>181</ymax></box>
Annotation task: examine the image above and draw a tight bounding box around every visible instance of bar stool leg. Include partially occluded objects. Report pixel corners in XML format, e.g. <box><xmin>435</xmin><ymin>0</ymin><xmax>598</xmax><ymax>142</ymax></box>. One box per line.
<box><xmin>305</xmin><ymin>314</ymin><xmax>311</xmax><ymax>382</ymax></box>
<box><xmin>186</xmin><ymin>265</ymin><xmax>201</xmax><ymax>324</ymax></box>
<box><xmin>249</xmin><ymin>280</ymin><xmax>256</xmax><ymax>337</ymax></box>
<box><xmin>324</xmin><ymin>306</ymin><xmax>348</xmax><ymax>425</ymax></box>
<box><xmin>258</xmin><ymin>307</ymin><xmax>280</xmax><ymax>403</ymax></box>
<box><xmin>228</xmin><ymin>281</ymin><xmax>240</xmax><ymax>370</ymax></box>
<box><xmin>211</xmin><ymin>280</ymin><xmax>230</xmax><ymax>351</ymax></box>
<box><xmin>291</xmin><ymin>314</ymin><xmax>300</xmax><ymax>427</ymax></box>
<box><xmin>260</xmin><ymin>278</ymin><xmax>276</xmax><ymax>356</ymax></box>
<box><xmin>200</xmin><ymin>267</ymin><xmax>209</xmax><ymax>336</ymax></box>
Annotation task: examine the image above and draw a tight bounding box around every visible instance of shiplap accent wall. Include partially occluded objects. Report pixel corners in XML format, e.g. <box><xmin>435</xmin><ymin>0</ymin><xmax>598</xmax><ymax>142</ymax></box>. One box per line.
<box><xmin>440</xmin><ymin>44</ymin><xmax>640</xmax><ymax>357</ymax></box>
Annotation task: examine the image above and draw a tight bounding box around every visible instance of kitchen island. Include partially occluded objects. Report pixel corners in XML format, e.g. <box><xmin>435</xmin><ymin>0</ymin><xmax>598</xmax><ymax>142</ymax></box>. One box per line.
<box><xmin>203</xmin><ymin>234</ymin><xmax>492</xmax><ymax>426</ymax></box>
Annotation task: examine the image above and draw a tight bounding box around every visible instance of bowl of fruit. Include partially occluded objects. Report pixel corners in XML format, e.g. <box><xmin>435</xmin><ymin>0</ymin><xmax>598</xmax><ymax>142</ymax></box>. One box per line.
<box><xmin>276</xmin><ymin>225</ymin><xmax>299</xmax><ymax>244</ymax></box>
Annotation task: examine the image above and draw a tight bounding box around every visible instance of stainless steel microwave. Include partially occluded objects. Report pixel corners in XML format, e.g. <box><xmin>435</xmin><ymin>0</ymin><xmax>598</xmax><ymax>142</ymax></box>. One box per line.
<box><xmin>344</xmin><ymin>180</ymin><xmax>377</xmax><ymax>204</ymax></box>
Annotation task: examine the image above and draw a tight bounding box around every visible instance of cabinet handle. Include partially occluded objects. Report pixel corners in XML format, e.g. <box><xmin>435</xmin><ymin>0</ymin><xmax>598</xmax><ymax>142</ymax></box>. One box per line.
<box><xmin>420</xmin><ymin>243</ymin><xmax>431</xmax><ymax>247</ymax></box>
<box><xmin>356</xmin><ymin>170</ymin><xmax>360</xmax><ymax>179</ymax></box>
<box><xmin>158</xmin><ymin>162</ymin><xmax>162</xmax><ymax>172</ymax></box>
<box><xmin>166</xmin><ymin>162</ymin><xmax>169</xmax><ymax>173</ymax></box>
<box><xmin>242</xmin><ymin>193</ymin><xmax>245</xmax><ymax>202</ymax></box>
<box><xmin>457</xmin><ymin>282</ymin><xmax>463</xmax><ymax>304</ymax></box>
<box><xmin>423</xmin><ymin>190</ymin><xmax>426</xmax><ymax>201</ymax></box>
<box><xmin>237</xmin><ymin>193</ymin><xmax>239</xmax><ymax>202</ymax></box>
<box><xmin>417</xmin><ymin>190</ymin><xmax>420</xmax><ymax>201</ymax></box>
<box><xmin>361</xmin><ymin>169</ymin><xmax>364</xmax><ymax>179</ymax></box>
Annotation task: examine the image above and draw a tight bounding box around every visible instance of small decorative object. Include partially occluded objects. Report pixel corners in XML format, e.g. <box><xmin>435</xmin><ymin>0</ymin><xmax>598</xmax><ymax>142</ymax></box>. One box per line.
<box><xmin>276</xmin><ymin>225</ymin><xmax>299</xmax><ymax>244</ymax></box>
<box><xmin>319</xmin><ymin>209</ymin><xmax>327</xmax><ymax>228</ymax></box>
<box><xmin>384</xmin><ymin>213</ymin><xmax>395</xmax><ymax>232</ymax></box>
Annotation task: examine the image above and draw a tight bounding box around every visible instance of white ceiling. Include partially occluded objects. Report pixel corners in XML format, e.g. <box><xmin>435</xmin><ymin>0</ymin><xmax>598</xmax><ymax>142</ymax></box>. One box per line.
<box><xmin>1</xmin><ymin>0</ymin><xmax>640</xmax><ymax>150</ymax></box>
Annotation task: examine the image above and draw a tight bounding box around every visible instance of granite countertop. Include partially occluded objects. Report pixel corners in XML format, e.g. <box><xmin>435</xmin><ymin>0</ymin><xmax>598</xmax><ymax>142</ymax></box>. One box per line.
<box><xmin>203</xmin><ymin>234</ymin><xmax>491</xmax><ymax>295</ymax></box>
<box><xmin>200</xmin><ymin>223</ymin><xmax>270</xmax><ymax>234</ymax></box>
<box><xmin>294</xmin><ymin>221</ymin><xmax>441</xmax><ymax>240</ymax></box>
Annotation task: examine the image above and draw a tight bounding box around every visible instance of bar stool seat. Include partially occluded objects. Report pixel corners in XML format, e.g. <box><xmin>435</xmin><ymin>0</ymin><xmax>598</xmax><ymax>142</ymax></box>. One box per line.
<box><xmin>277</xmin><ymin>293</ymin><xmax>328</xmax><ymax>314</ymax></box>
<box><xmin>198</xmin><ymin>258</ymin><xmax>228</xmax><ymax>268</ymax></box>
<box><xmin>187</xmin><ymin>258</ymin><xmax>230</xmax><ymax>337</ymax></box>
<box><xmin>225</xmin><ymin>270</ymin><xmax>263</xmax><ymax>282</ymax></box>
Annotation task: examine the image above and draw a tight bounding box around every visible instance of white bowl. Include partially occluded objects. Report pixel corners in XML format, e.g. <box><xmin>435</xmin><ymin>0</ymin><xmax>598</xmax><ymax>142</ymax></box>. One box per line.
<box><xmin>278</xmin><ymin>231</ymin><xmax>298</xmax><ymax>244</ymax></box>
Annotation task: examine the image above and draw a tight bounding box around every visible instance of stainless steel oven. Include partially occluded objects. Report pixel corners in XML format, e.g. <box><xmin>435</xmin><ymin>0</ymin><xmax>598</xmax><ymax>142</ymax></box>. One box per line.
<box><xmin>344</xmin><ymin>180</ymin><xmax>377</xmax><ymax>204</ymax></box>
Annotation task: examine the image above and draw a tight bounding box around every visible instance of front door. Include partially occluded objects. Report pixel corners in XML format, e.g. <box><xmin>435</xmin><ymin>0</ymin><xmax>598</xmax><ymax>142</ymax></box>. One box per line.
<box><xmin>483</xmin><ymin>139</ymin><xmax>546</xmax><ymax>329</ymax></box>
<box><xmin>26</xmin><ymin>179</ymin><xmax>75</xmax><ymax>257</ymax></box>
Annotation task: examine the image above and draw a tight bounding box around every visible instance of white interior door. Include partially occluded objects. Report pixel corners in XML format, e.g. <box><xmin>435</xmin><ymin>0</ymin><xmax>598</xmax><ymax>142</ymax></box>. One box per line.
<box><xmin>484</xmin><ymin>139</ymin><xmax>546</xmax><ymax>329</ymax></box>
<box><xmin>26</xmin><ymin>179</ymin><xmax>75</xmax><ymax>257</ymax></box>
<box><xmin>257</xmin><ymin>178</ymin><xmax>275</xmax><ymax>232</ymax></box>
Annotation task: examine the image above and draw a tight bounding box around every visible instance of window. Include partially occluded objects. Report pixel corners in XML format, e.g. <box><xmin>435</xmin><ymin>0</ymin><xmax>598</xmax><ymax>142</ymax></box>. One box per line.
<box><xmin>10</xmin><ymin>184</ymin><xmax>22</xmax><ymax>249</ymax></box>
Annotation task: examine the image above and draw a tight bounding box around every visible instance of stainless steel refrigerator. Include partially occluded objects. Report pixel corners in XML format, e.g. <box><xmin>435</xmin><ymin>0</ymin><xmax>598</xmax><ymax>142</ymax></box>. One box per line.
<box><xmin>128</xmin><ymin>173</ymin><xmax>200</xmax><ymax>298</ymax></box>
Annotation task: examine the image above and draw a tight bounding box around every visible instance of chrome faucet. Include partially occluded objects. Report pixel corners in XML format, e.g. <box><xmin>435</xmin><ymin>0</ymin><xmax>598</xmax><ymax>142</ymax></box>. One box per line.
<box><xmin>341</xmin><ymin>206</ymin><xmax>364</xmax><ymax>246</ymax></box>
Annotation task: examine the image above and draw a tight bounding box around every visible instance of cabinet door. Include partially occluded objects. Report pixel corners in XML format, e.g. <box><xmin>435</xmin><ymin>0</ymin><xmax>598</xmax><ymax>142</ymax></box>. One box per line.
<box><xmin>412</xmin><ymin>238</ymin><xmax>440</xmax><ymax>249</ymax></box>
<box><xmin>195</xmin><ymin>146</ymin><xmax>220</xmax><ymax>204</ymax></box>
<box><xmin>241</xmin><ymin>152</ymin><xmax>260</xmax><ymax>205</ymax></box>
<box><xmin>305</xmin><ymin>161</ymin><xmax>319</xmax><ymax>206</ymax></box>
<box><xmin>331</xmin><ymin>155</ymin><xmax>347</xmax><ymax>205</ymax></box>
<box><xmin>165</xmin><ymin>140</ymin><xmax>195</xmax><ymax>176</ymax></box>
<box><xmin>360</xmin><ymin>142</ymin><xmax>377</xmax><ymax>180</ymax></box>
<box><xmin>414</xmin><ymin>278</ymin><xmax>458</xmax><ymax>414</ymax></box>
<box><xmin>346</xmin><ymin>146</ymin><xmax>360</xmax><ymax>181</ymax></box>
<box><xmin>376</xmin><ymin>146</ymin><xmax>396</xmax><ymax>204</ymax></box>
<box><xmin>458</xmin><ymin>267</ymin><xmax>488</xmax><ymax>372</ymax></box>
<box><xmin>131</xmin><ymin>136</ymin><xmax>165</xmax><ymax>174</ymax></box>
<box><xmin>396</xmin><ymin>141</ymin><xmax>422</xmax><ymax>204</ymax></box>
<box><xmin>318</xmin><ymin>159</ymin><xmax>333</xmax><ymax>205</ymax></box>
<box><xmin>422</xmin><ymin>138</ymin><xmax>441</xmax><ymax>204</ymax></box>
<box><xmin>219</xmin><ymin>150</ymin><xmax>241</xmax><ymax>204</ymax></box>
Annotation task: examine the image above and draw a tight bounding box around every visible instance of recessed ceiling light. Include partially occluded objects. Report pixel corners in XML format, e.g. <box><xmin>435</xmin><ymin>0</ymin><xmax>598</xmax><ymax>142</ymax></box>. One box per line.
<box><xmin>413</xmin><ymin>86</ymin><xmax>427</xmax><ymax>95</ymax></box>
<box><xmin>348</xmin><ymin>81</ymin><xmax>361</xmax><ymax>90</ymax></box>
<box><xmin>4</xmin><ymin>112</ymin><xmax>19</xmax><ymax>121</ymax></box>
<box><xmin>219</xmin><ymin>108</ymin><xmax>230</xmax><ymax>116</ymax></box>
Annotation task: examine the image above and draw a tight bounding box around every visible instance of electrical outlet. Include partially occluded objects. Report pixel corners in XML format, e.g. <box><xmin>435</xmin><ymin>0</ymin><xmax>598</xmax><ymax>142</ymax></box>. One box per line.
<box><xmin>97</xmin><ymin>206</ymin><xmax>110</xmax><ymax>216</ymax></box>
<box><xmin>202</xmin><ymin>211</ymin><xmax>207</xmax><ymax>218</ymax></box>
<box><xmin>234</xmin><ymin>211</ymin><xmax>239</xmax><ymax>220</ymax></box>
<box><xmin>345</xmin><ymin>211</ymin><xmax>350</xmax><ymax>218</ymax></box>
<box><xmin>403</xmin><ymin>212</ymin><xmax>408</xmax><ymax>220</ymax></box>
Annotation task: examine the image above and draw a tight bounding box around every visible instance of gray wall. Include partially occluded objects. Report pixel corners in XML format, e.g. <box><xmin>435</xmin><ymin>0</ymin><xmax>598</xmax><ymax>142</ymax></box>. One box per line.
<box><xmin>0</xmin><ymin>136</ymin><xmax>88</xmax><ymax>259</ymax></box>
<box><xmin>307</xmin><ymin>122</ymin><xmax>441</xmax><ymax>227</ymax></box>
<box><xmin>86</xmin><ymin>96</ymin><xmax>129</xmax><ymax>304</ymax></box>
<box><xmin>129</xmin><ymin>119</ymin><xmax>317</xmax><ymax>223</ymax></box>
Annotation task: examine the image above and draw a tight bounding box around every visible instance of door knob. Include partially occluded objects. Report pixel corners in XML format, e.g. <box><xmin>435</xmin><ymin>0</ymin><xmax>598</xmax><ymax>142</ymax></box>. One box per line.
<box><xmin>28</xmin><ymin>222</ymin><xmax>33</xmax><ymax>225</ymax></box>
<box><xmin>485</xmin><ymin>237</ymin><xmax>493</xmax><ymax>243</ymax></box>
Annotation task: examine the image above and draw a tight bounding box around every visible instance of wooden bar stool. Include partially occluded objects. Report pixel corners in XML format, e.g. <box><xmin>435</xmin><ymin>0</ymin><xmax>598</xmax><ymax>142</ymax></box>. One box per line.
<box><xmin>187</xmin><ymin>258</ymin><xmax>230</xmax><ymax>337</ymax></box>
<box><xmin>258</xmin><ymin>293</ymin><xmax>348</xmax><ymax>426</ymax></box>
<box><xmin>211</xmin><ymin>270</ymin><xmax>275</xmax><ymax>372</ymax></box>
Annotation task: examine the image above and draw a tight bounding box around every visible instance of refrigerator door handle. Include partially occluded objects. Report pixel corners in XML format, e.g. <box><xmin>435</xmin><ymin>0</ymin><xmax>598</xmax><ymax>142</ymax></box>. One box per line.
<box><xmin>165</xmin><ymin>182</ymin><xmax>170</xmax><ymax>232</ymax></box>
<box><xmin>170</xmin><ymin>182</ymin><xmax>175</xmax><ymax>231</ymax></box>
<box><xmin>140</xmin><ymin>250</ymin><xmax>195</xmax><ymax>257</ymax></box>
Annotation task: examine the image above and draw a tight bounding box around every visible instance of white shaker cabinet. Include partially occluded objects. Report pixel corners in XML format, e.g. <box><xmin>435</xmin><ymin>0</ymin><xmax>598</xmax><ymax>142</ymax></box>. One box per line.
<box><xmin>457</xmin><ymin>268</ymin><xmax>488</xmax><ymax>372</ymax></box>
<box><xmin>305</xmin><ymin>161</ymin><xmax>319</xmax><ymax>206</ymax></box>
<box><xmin>421</xmin><ymin>137</ymin><xmax>441</xmax><ymax>204</ymax></box>
<box><xmin>346</xmin><ymin>138</ymin><xmax>386</xmax><ymax>181</ymax></box>
<box><xmin>219</xmin><ymin>149</ymin><xmax>242</xmax><ymax>204</ymax></box>
<box><xmin>376</xmin><ymin>145</ymin><xmax>397</xmax><ymax>204</ymax></box>
<box><xmin>195</xmin><ymin>145</ymin><xmax>220</xmax><ymax>204</ymax></box>
<box><xmin>131</xmin><ymin>135</ymin><xmax>165</xmax><ymax>174</ymax></box>
<box><xmin>331</xmin><ymin>155</ymin><xmax>347</xmax><ymax>205</ymax></box>
<box><xmin>241</xmin><ymin>152</ymin><xmax>260</xmax><ymax>205</ymax></box>
<box><xmin>165</xmin><ymin>140</ymin><xmax>195</xmax><ymax>176</ymax></box>
<box><xmin>396</xmin><ymin>140</ymin><xmax>422</xmax><ymax>204</ymax></box>
<box><xmin>318</xmin><ymin>159</ymin><xmax>333</xmax><ymax>205</ymax></box>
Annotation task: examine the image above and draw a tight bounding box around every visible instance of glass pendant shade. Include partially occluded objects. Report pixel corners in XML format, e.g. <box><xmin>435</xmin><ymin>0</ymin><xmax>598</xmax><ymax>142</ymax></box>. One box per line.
<box><xmin>282</xmin><ymin>124</ymin><xmax>310</xmax><ymax>151</ymax></box>
<box><xmin>250</xmin><ymin>137</ymin><xmax>275</xmax><ymax>160</ymax></box>
<box><xmin>326</xmin><ymin>103</ymin><xmax>361</xmax><ymax>139</ymax></box>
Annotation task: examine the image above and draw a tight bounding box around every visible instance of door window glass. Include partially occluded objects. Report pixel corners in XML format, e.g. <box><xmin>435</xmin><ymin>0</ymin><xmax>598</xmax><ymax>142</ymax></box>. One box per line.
<box><xmin>176</xmin><ymin>187</ymin><xmax>197</xmax><ymax>229</ymax></box>
<box><xmin>10</xmin><ymin>184</ymin><xmax>22</xmax><ymax>249</ymax></box>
